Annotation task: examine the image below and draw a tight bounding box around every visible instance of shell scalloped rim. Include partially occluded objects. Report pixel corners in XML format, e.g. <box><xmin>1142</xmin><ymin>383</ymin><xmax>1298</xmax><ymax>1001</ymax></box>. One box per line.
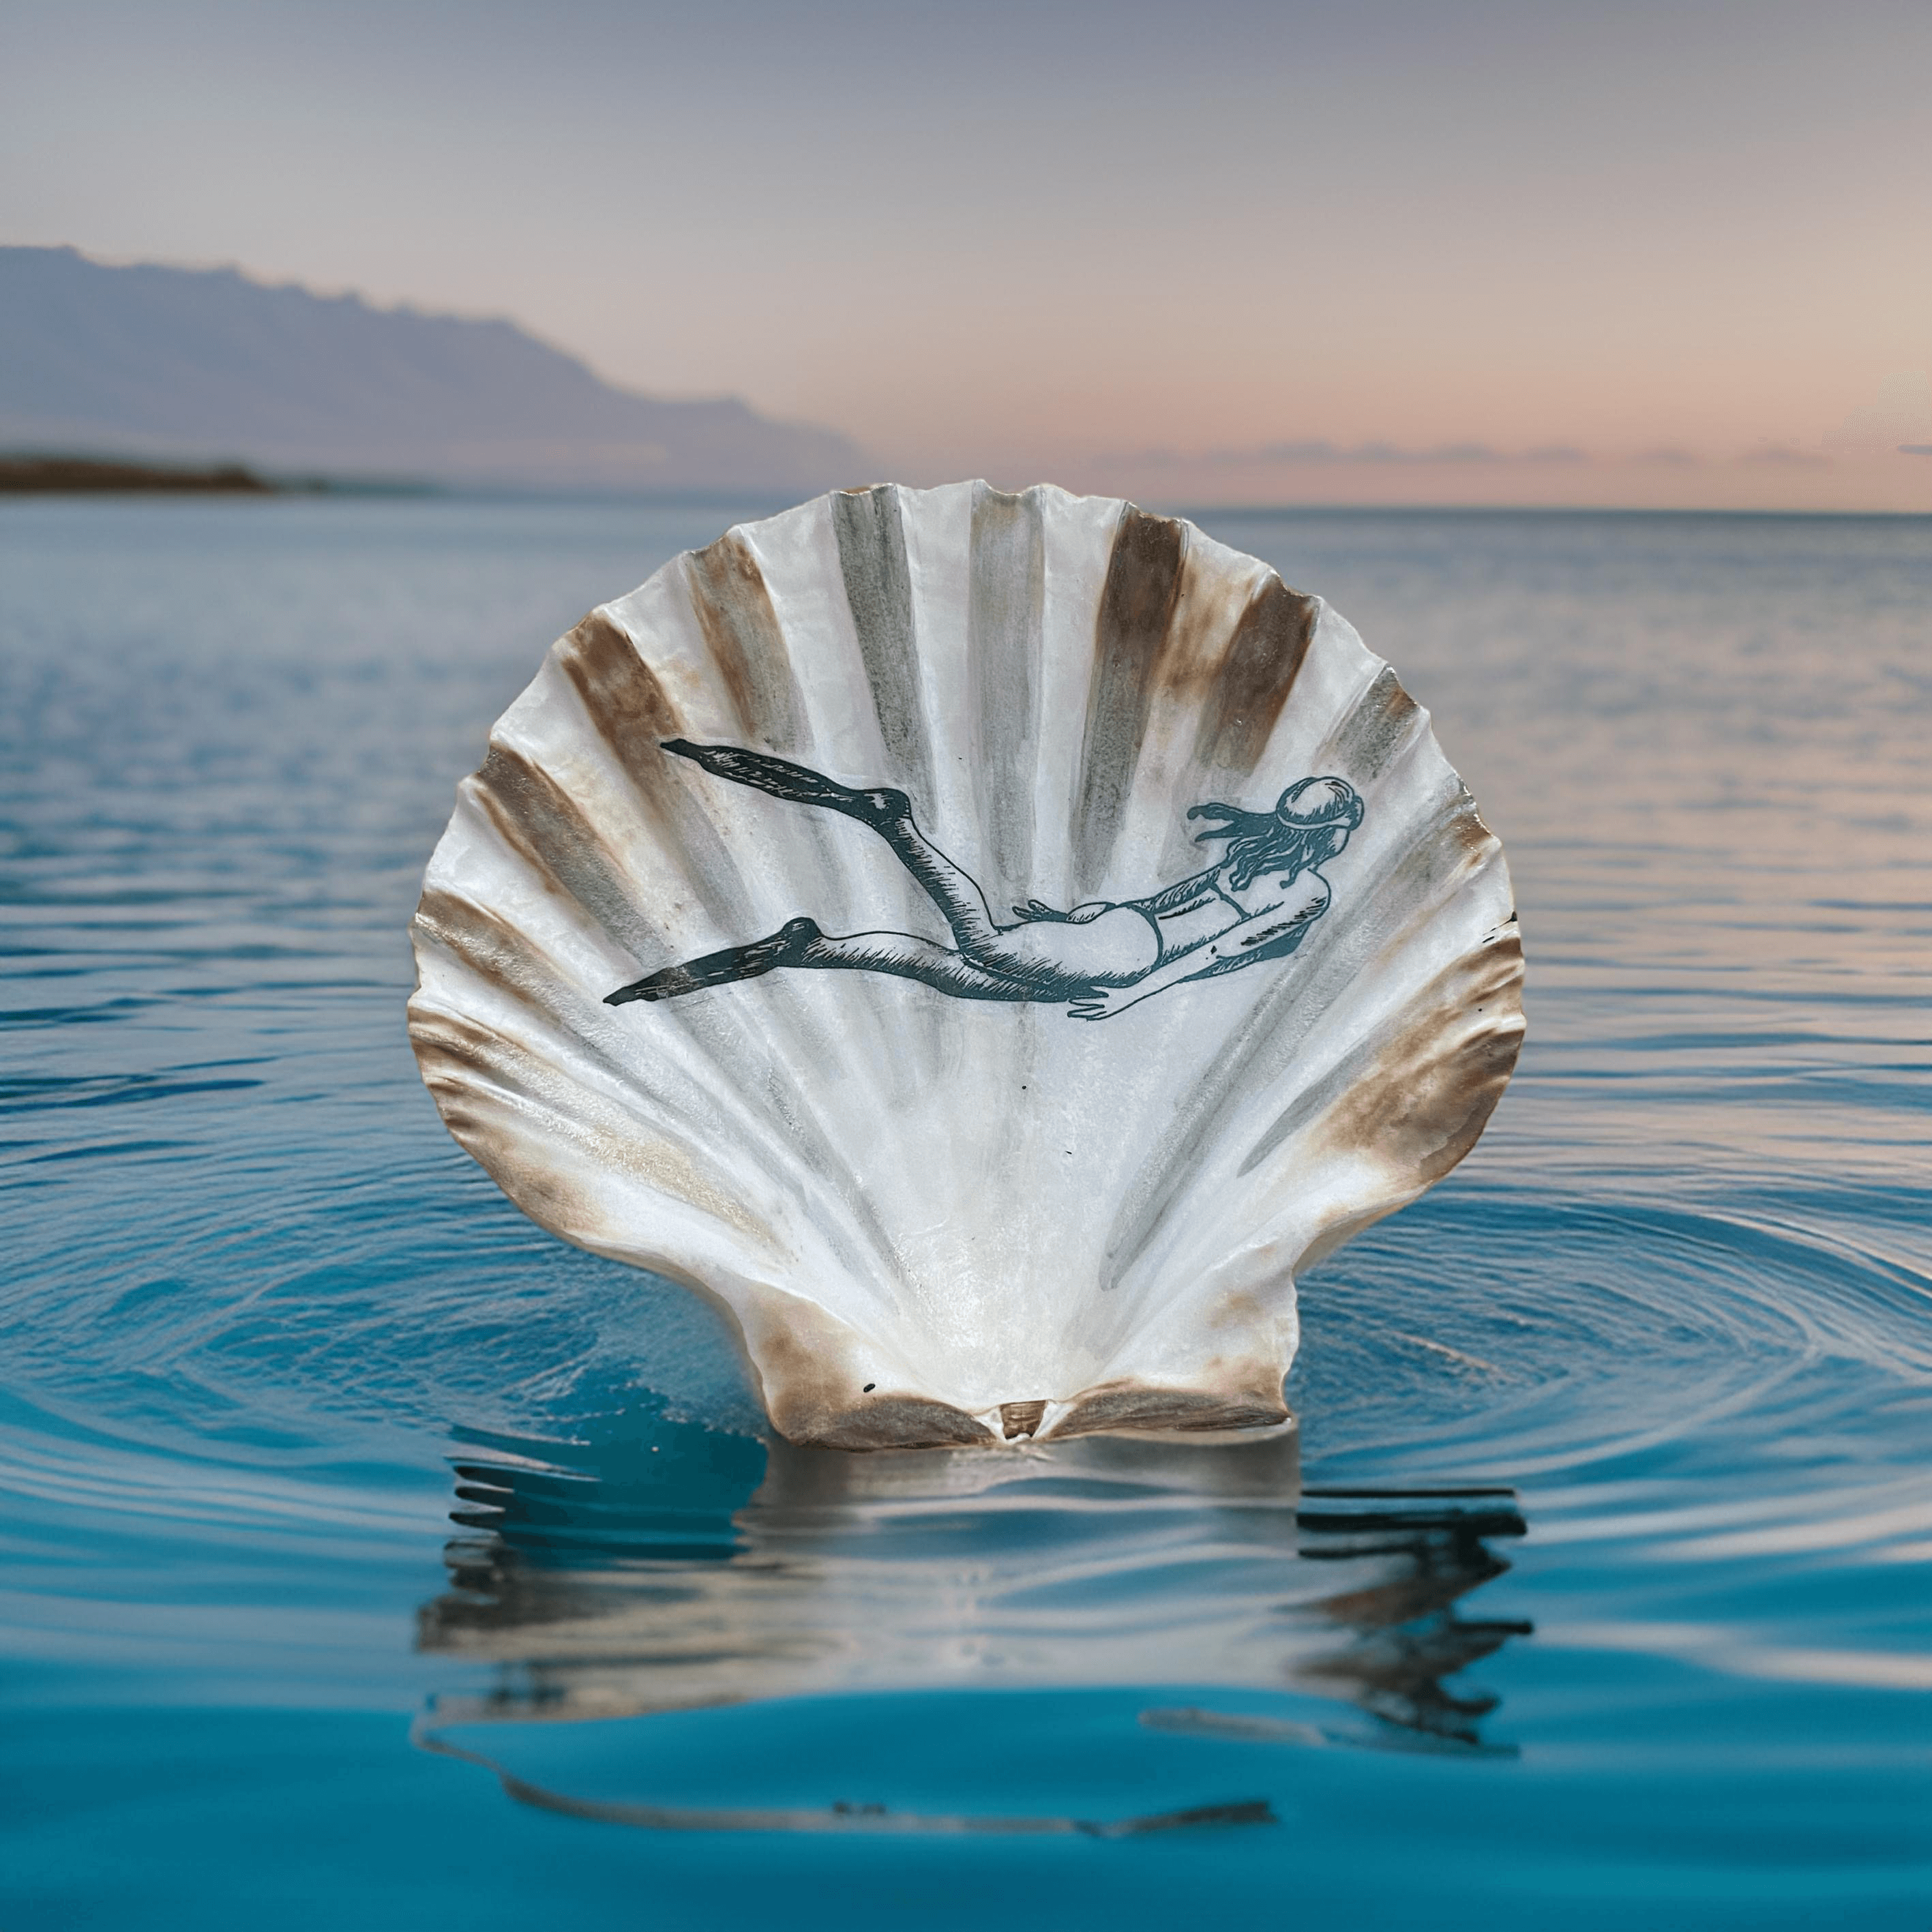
<box><xmin>408</xmin><ymin>482</ymin><xmax>1524</xmax><ymax>1448</ymax></box>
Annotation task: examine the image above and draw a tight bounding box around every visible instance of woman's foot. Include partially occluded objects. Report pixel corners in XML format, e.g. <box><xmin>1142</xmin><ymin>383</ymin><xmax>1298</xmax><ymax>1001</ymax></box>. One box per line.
<box><xmin>606</xmin><ymin>916</ymin><xmax>823</xmax><ymax>1005</ymax></box>
<box><xmin>662</xmin><ymin>740</ymin><xmax>911</xmax><ymax>831</ymax></box>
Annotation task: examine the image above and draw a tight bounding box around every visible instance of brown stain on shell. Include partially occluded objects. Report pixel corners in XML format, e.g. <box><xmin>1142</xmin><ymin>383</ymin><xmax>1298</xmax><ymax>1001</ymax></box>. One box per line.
<box><xmin>1190</xmin><ymin>576</ymin><xmax>1319</xmax><ymax>780</ymax></box>
<box><xmin>834</xmin><ymin>484</ymin><xmax>935</xmax><ymax>809</ymax></box>
<box><xmin>739</xmin><ymin>1288</ymin><xmax>995</xmax><ymax>1450</ymax></box>
<box><xmin>553</xmin><ymin>611</ymin><xmax>758</xmax><ymax>937</ymax></box>
<box><xmin>468</xmin><ymin>743</ymin><xmax>655</xmax><ymax>954</ymax></box>
<box><xmin>409</xmin><ymin>890</ymin><xmax>775</xmax><ymax>1247</ymax></box>
<box><xmin>408</xmin><ymin>1000</ymin><xmax>771</xmax><ymax>1247</ymax></box>
<box><xmin>1142</xmin><ymin>553</ymin><xmax>1315</xmax><ymax>884</ymax></box>
<box><xmin>1325</xmin><ymin>664</ymin><xmax>1423</xmax><ymax>784</ymax></box>
<box><xmin>1049</xmin><ymin>1378</ymin><xmax>1289</xmax><ymax>1438</ymax></box>
<box><xmin>554</xmin><ymin>610</ymin><xmax>681</xmax><ymax>772</ymax></box>
<box><xmin>683</xmin><ymin>531</ymin><xmax>807</xmax><ymax>751</ymax></box>
<box><xmin>413</xmin><ymin>885</ymin><xmax>580</xmax><ymax>1017</ymax></box>
<box><xmin>411</xmin><ymin>882</ymin><xmax>913</xmax><ymax>1298</ymax></box>
<box><xmin>1259</xmin><ymin>923</ymin><xmax>1526</xmax><ymax>1198</ymax></box>
<box><xmin>1075</xmin><ymin>517</ymin><xmax>1322</xmax><ymax>895</ymax></box>
<box><xmin>1071</xmin><ymin>506</ymin><xmax>1188</xmax><ymax>895</ymax></box>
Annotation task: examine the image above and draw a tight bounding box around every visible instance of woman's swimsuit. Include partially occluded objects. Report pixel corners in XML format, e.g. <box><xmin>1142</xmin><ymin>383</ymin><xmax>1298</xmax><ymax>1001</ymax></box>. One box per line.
<box><xmin>1143</xmin><ymin>879</ymin><xmax>1248</xmax><ymax>964</ymax></box>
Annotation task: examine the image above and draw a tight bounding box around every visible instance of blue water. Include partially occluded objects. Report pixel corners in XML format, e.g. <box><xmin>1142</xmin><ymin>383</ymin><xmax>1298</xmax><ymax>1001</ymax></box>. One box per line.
<box><xmin>2</xmin><ymin>497</ymin><xmax>1927</xmax><ymax>1928</ymax></box>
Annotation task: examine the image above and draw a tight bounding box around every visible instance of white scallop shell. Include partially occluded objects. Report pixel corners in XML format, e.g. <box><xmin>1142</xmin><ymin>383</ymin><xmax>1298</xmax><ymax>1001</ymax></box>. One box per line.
<box><xmin>408</xmin><ymin>482</ymin><xmax>1524</xmax><ymax>1448</ymax></box>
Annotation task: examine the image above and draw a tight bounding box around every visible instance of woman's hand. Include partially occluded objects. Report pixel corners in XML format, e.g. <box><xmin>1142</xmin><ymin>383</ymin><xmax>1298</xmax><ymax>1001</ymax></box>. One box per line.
<box><xmin>1066</xmin><ymin>985</ymin><xmax>1129</xmax><ymax>1022</ymax></box>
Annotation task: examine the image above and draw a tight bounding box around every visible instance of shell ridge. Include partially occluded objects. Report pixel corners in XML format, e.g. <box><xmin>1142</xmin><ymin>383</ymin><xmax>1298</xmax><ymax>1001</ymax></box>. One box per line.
<box><xmin>1108</xmin><ymin>854</ymin><xmax>1518</xmax><ymax>1314</ymax></box>
<box><xmin>1294</xmin><ymin>1035</ymin><xmax>1524</xmax><ymax>1274</ymax></box>
<box><xmin>1026</xmin><ymin>490</ymin><xmax>1125</xmax><ymax>906</ymax></box>
<box><xmin>735</xmin><ymin>495</ymin><xmax>980</xmax><ymax>1185</ymax></box>
<box><xmin>1071</xmin><ymin>1232</ymin><xmax>1304</xmax><ymax>1404</ymax></box>
<box><xmin>464</xmin><ymin>743</ymin><xmax>660</xmax><ymax>959</ymax></box>
<box><xmin>594</xmin><ymin>565</ymin><xmax>885</xmax><ymax>1009</ymax></box>
<box><xmin>680</xmin><ymin>532</ymin><xmax>809</xmax><ymax>750</ymax></box>
<box><xmin>1230</xmin><ymin>837</ymin><xmax>1519</xmax><ymax>1182</ymax></box>
<box><xmin>1132</xmin><ymin>896</ymin><xmax>1522</xmax><ymax>1301</ymax></box>
<box><xmin>1239</xmin><ymin>928</ymin><xmax>1528</xmax><ymax>1282</ymax></box>
<box><xmin>1187</xmin><ymin>574</ymin><xmax>1322</xmax><ymax>784</ymax></box>
<box><xmin>960</xmin><ymin>483</ymin><xmax>1050</xmax><ymax>1201</ymax></box>
<box><xmin>408</xmin><ymin>958</ymin><xmax>812</xmax><ymax>1256</ymax></box>
<box><xmin>892</xmin><ymin>481</ymin><xmax>985</xmax><ymax>860</ymax></box>
<box><xmin>966</xmin><ymin>480</ymin><xmax>1045</xmax><ymax>901</ymax></box>
<box><xmin>734</xmin><ymin>497</ymin><xmax>966</xmax><ymax>1120</ymax></box>
<box><xmin>416</xmin><ymin>973</ymin><xmax>914</xmax><ymax>1326</ymax></box>
<box><xmin>412</xmin><ymin>858</ymin><xmax>913</xmax><ymax>1316</ymax></box>
<box><xmin>1087</xmin><ymin>713</ymin><xmax>1411</xmax><ymax>1289</ymax></box>
<box><xmin>1094</xmin><ymin>753</ymin><xmax>1489</xmax><ymax>1294</ymax></box>
<box><xmin>552</xmin><ymin>607</ymin><xmax>764</xmax><ymax>941</ymax></box>
<box><xmin>888</xmin><ymin>483</ymin><xmax>1017</xmax><ymax>1237</ymax></box>
<box><xmin>1071</xmin><ymin>505</ymin><xmax>1189</xmax><ymax>899</ymax></box>
<box><xmin>412</xmin><ymin>865</ymin><xmax>634</xmax><ymax>1032</ymax></box>
<box><xmin>406</xmin><ymin>1000</ymin><xmax>794</xmax><ymax>1264</ymax></box>
<box><xmin>831</xmin><ymin>483</ymin><xmax>936</xmax><ymax>809</ymax></box>
<box><xmin>408</xmin><ymin>896</ymin><xmax>816</xmax><ymax>1241</ymax></box>
<box><xmin>1117</xmin><ymin>541</ymin><xmax>1282</xmax><ymax>895</ymax></box>
<box><xmin>422</xmin><ymin>775</ymin><xmax>794</xmax><ymax>1130</ymax></box>
<box><xmin>1321</xmin><ymin>663</ymin><xmax>1426</xmax><ymax>784</ymax></box>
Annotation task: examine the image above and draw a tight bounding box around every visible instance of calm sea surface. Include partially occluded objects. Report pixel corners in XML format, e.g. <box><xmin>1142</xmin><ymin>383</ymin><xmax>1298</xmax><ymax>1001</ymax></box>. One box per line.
<box><xmin>1</xmin><ymin>497</ymin><xmax>1927</xmax><ymax>1928</ymax></box>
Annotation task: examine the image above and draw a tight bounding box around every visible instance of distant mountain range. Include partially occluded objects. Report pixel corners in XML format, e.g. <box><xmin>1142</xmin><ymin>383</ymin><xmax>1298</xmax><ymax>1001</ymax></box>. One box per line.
<box><xmin>0</xmin><ymin>246</ymin><xmax>870</xmax><ymax>492</ymax></box>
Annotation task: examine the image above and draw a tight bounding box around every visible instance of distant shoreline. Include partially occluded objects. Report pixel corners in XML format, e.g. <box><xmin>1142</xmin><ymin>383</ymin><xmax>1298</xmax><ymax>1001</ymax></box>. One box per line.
<box><xmin>1</xmin><ymin>457</ymin><xmax>1922</xmax><ymax>518</ymax></box>
<box><xmin>0</xmin><ymin>454</ymin><xmax>289</xmax><ymax>494</ymax></box>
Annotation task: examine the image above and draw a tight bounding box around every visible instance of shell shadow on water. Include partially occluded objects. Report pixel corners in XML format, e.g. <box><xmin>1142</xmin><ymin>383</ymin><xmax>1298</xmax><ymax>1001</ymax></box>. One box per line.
<box><xmin>413</xmin><ymin>1421</ymin><xmax>1531</xmax><ymax>1834</ymax></box>
<box><xmin>408</xmin><ymin>483</ymin><xmax>1524</xmax><ymax>1446</ymax></box>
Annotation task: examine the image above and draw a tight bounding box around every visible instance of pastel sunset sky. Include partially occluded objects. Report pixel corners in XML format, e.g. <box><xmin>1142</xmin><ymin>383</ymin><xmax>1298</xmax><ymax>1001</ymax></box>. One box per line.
<box><xmin>5</xmin><ymin>0</ymin><xmax>1930</xmax><ymax>507</ymax></box>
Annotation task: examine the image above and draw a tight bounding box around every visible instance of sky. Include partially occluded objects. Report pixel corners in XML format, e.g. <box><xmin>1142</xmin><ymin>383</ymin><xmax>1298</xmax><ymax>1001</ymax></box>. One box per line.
<box><xmin>4</xmin><ymin>0</ymin><xmax>1931</xmax><ymax>508</ymax></box>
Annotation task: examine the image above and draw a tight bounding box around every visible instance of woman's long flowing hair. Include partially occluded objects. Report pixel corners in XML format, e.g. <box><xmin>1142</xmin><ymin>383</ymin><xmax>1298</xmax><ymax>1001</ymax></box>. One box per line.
<box><xmin>1187</xmin><ymin>780</ymin><xmax>1363</xmax><ymax>891</ymax></box>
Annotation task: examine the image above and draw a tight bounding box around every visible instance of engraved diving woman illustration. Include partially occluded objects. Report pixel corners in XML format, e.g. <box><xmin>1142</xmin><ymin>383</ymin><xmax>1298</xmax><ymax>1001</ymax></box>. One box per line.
<box><xmin>606</xmin><ymin>741</ymin><xmax>1364</xmax><ymax>1021</ymax></box>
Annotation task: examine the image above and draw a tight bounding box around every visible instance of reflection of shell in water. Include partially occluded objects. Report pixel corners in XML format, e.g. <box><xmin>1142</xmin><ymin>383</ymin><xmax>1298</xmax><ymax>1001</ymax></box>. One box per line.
<box><xmin>408</xmin><ymin>482</ymin><xmax>1524</xmax><ymax>1448</ymax></box>
<box><xmin>418</xmin><ymin>1433</ymin><xmax>1530</xmax><ymax>1798</ymax></box>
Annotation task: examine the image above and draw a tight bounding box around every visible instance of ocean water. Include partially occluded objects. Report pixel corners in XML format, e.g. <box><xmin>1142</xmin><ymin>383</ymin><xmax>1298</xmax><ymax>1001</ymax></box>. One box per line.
<box><xmin>1</xmin><ymin>495</ymin><xmax>1926</xmax><ymax>1929</ymax></box>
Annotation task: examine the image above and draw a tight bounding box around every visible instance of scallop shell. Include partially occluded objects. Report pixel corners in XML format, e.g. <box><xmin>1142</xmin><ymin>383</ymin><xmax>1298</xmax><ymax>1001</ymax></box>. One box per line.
<box><xmin>408</xmin><ymin>482</ymin><xmax>1524</xmax><ymax>1448</ymax></box>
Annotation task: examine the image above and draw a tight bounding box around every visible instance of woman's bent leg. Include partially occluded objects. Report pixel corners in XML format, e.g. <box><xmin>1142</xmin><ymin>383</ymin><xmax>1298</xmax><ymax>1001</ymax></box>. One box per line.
<box><xmin>871</xmin><ymin>814</ymin><xmax>1005</xmax><ymax>951</ymax></box>
<box><xmin>662</xmin><ymin>741</ymin><xmax>1009</xmax><ymax>955</ymax></box>
<box><xmin>873</xmin><ymin>817</ymin><xmax>1158</xmax><ymax>987</ymax></box>
<box><xmin>612</xmin><ymin>921</ymin><xmax>1035</xmax><ymax>1004</ymax></box>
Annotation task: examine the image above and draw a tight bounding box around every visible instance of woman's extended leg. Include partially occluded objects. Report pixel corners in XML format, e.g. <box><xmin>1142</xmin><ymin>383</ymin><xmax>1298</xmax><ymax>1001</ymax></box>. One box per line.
<box><xmin>606</xmin><ymin>915</ymin><xmax>1033</xmax><ymax>1006</ymax></box>
<box><xmin>796</xmin><ymin>929</ymin><xmax>1036</xmax><ymax>1000</ymax></box>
